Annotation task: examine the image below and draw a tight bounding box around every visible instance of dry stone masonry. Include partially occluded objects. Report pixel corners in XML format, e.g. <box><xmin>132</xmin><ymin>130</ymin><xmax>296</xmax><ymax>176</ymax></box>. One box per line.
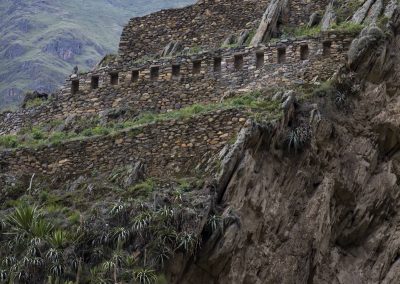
<box><xmin>0</xmin><ymin>109</ymin><xmax>247</xmax><ymax>179</ymax></box>
<box><xmin>0</xmin><ymin>32</ymin><xmax>354</xmax><ymax>134</ymax></box>
<box><xmin>0</xmin><ymin>0</ymin><xmax>358</xmax><ymax>180</ymax></box>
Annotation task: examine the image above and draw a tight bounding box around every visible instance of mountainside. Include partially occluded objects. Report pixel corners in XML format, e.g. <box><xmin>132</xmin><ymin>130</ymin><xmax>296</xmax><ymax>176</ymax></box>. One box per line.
<box><xmin>2</xmin><ymin>0</ymin><xmax>400</xmax><ymax>283</ymax></box>
<box><xmin>0</xmin><ymin>0</ymin><xmax>194</xmax><ymax>110</ymax></box>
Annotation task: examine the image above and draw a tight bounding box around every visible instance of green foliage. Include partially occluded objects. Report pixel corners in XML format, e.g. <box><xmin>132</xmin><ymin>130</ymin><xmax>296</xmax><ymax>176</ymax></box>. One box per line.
<box><xmin>0</xmin><ymin>89</ymin><xmax>282</xmax><ymax>150</ymax></box>
<box><xmin>0</xmin><ymin>135</ymin><xmax>18</xmax><ymax>148</ymax></box>
<box><xmin>312</xmin><ymin>80</ymin><xmax>335</xmax><ymax>97</ymax></box>
<box><xmin>31</xmin><ymin>127</ymin><xmax>45</xmax><ymax>140</ymax></box>
<box><xmin>245</xmin><ymin>29</ymin><xmax>256</xmax><ymax>46</ymax></box>
<box><xmin>129</xmin><ymin>179</ymin><xmax>155</xmax><ymax>197</ymax></box>
<box><xmin>24</xmin><ymin>98</ymin><xmax>47</xmax><ymax>108</ymax></box>
<box><xmin>281</xmin><ymin>25</ymin><xmax>322</xmax><ymax>38</ymax></box>
<box><xmin>134</xmin><ymin>268</ymin><xmax>157</xmax><ymax>284</ymax></box>
<box><xmin>134</xmin><ymin>55</ymin><xmax>157</xmax><ymax>64</ymax></box>
<box><xmin>330</xmin><ymin>21</ymin><xmax>364</xmax><ymax>34</ymax></box>
<box><xmin>377</xmin><ymin>15</ymin><xmax>390</xmax><ymax>29</ymax></box>
<box><xmin>221</xmin><ymin>43</ymin><xmax>238</xmax><ymax>49</ymax></box>
<box><xmin>186</xmin><ymin>45</ymin><xmax>203</xmax><ymax>55</ymax></box>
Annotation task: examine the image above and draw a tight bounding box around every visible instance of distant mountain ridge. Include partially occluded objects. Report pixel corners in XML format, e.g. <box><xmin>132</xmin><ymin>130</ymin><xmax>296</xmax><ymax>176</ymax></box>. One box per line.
<box><xmin>0</xmin><ymin>0</ymin><xmax>194</xmax><ymax>110</ymax></box>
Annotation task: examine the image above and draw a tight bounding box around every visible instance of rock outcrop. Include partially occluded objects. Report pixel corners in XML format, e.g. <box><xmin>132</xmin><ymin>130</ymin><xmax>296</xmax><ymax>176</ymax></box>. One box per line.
<box><xmin>321</xmin><ymin>1</ymin><xmax>337</xmax><ymax>31</ymax></box>
<box><xmin>172</xmin><ymin>8</ymin><xmax>400</xmax><ymax>284</ymax></box>
<box><xmin>250</xmin><ymin>0</ymin><xmax>289</xmax><ymax>46</ymax></box>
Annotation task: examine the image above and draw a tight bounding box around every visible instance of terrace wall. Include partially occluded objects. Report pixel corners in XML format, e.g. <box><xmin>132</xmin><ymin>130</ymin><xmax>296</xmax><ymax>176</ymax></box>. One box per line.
<box><xmin>0</xmin><ymin>33</ymin><xmax>353</xmax><ymax>134</ymax></box>
<box><xmin>0</xmin><ymin>109</ymin><xmax>247</xmax><ymax>179</ymax></box>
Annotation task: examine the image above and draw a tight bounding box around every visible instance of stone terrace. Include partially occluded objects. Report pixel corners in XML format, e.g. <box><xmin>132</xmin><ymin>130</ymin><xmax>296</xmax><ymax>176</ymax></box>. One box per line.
<box><xmin>0</xmin><ymin>32</ymin><xmax>354</xmax><ymax>134</ymax></box>
<box><xmin>118</xmin><ymin>0</ymin><xmax>269</xmax><ymax>61</ymax></box>
<box><xmin>118</xmin><ymin>0</ymin><xmax>330</xmax><ymax>62</ymax></box>
<box><xmin>0</xmin><ymin>109</ymin><xmax>247</xmax><ymax>179</ymax></box>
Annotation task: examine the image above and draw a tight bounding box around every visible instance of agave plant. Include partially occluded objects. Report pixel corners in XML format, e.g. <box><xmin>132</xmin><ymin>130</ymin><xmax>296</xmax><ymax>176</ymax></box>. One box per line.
<box><xmin>156</xmin><ymin>206</ymin><xmax>174</xmax><ymax>219</ymax></box>
<box><xmin>132</xmin><ymin>212</ymin><xmax>152</xmax><ymax>231</ymax></box>
<box><xmin>0</xmin><ymin>270</ymin><xmax>7</xmax><ymax>282</ymax></box>
<box><xmin>133</xmin><ymin>268</ymin><xmax>157</xmax><ymax>284</ymax></box>
<box><xmin>48</xmin><ymin>230</ymin><xmax>68</xmax><ymax>249</ymax></box>
<box><xmin>112</xmin><ymin>227</ymin><xmax>132</xmax><ymax>244</ymax></box>
<box><xmin>110</xmin><ymin>203</ymin><xmax>126</xmax><ymax>216</ymax></box>
<box><xmin>335</xmin><ymin>91</ymin><xmax>346</xmax><ymax>108</ymax></box>
<box><xmin>46</xmin><ymin>248</ymin><xmax>62</xmax><ymax>262</ymax></box>
<box><xmin>6</xmin><ymin>205</ymin><xmax>39</xmax><ymax>236</ymax></box>
<box><xmin>287</xmin><ymin>125</ymin><xmax>311</xmax><ymax>154</ymax></box>
<box><xmin>49</xmin><ymin>262</ymin><xmax>65</xmax><ymax>278</ymax></box>
<box><xmin>207</xmin><ymin>214</ymin><xmax>223</xmax><ymax>233</ymax></box>
<box><xmin>151</xmin><ymin>244</ymin><xmax>171</xmax><ymax>268</ymax></box>
<box><xmin>2</xmin><ymin>256</ymin><xmax>17</xmax><ymax>267</ymax></box>
<box><xmin>176</xmin><ymin>232</ymin><xmax>199</xmax><ymax>254</ymax></box>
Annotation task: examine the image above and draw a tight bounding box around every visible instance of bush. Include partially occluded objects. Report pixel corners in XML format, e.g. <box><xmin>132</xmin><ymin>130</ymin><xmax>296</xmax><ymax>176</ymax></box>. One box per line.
<box><xmin>128</xmin><ymin>179</ymin><xmax>155</xmax><ymax>197</ymax></box>
<box><xmin>0</xmin><ymin>135</ymin><xmax>18</xmax><ymax>148</ymax></box>
<box><xmin>31</xmin><ymin>127</ymin><xmax>45</xmax><ymax>140</ymax></box>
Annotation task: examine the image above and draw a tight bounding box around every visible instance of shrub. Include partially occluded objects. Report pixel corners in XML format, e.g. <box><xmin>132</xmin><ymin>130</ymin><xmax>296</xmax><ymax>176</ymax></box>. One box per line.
<box><xmin>31</xmin><ymin>127</ymin><xmax>45</xmax><ymax>140</ymax></box>
<box><xmin>48</xmin><ymin>132</ymin><xmax>67</xmax><ymax>145</ymax></box>
<box><xmin>128</xmin><ymin>179</ymin><xmax>155</xmax><ymax>197</ymax></box>
<box><xmin>286</xmin><ymin>125</ymin><xmax>311</xmax><ymax>153</ymax></box>
<box><xmin>0</xmin><ymin>135</ymin><xmax>18</xmax><ymax>148</ymax></box>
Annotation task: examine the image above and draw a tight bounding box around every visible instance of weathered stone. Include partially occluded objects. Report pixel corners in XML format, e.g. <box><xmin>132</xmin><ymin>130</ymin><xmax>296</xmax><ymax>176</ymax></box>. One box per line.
<box><xmin>250</xmin><ymin>0</ymin><xmax>289</xmax><ymax>46</ymax></box>
<box><xmin>321</xmin><ymin>1</ymin><xmax>337</xmax><ymax>31</ymax></box>
<box><xmin>307</xmin><ymin>12</ymin><xmax>321</xmax><ymax>28</ymax></box>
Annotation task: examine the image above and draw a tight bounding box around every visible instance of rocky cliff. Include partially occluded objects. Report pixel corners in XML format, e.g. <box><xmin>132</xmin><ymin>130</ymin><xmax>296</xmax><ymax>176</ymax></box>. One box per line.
<box><xmin>174</xmin><ymin>8</ymin><xmax>400</xmax><ymax>284</ymax></box>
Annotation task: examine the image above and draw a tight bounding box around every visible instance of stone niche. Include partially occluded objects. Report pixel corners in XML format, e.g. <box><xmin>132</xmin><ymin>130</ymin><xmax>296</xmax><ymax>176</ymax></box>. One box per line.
<box><xmin>300</xmin><ymin>44</ymin><xmax>309</xmax><ymax>60</ymax></box>
<box><xmin>277</xmin><ymin>47</ymin><xmax>287</xmax><ymax>64</ymax></box>
<box><xmin>323</xmin><ymin>41</ymin><xmax>332</xmax><ymax>57</ymax></box>
<box><xmin>110</xmin><ymin>72</ymin><xmax>119</xmax><ymax>85</ymax></box>
<box><xmin>91</xmin><ymin>76</ymin><xmax>99</xmax><ymax>90</ymax></box>
<box><xmin>256</xmin><ymin>51</ymin><xmax>264</xmax><ymax>69</ymax></box>
<box><xmin>151</xmin><ymin>66</ymin><xmax>160</xmax><ymax>80</ymax></box>
<box><xmin>193</xmin><ymin>60</ymin><xmax>202</xmax><ymax>74</ymax></box>
<box><xmin>71</xmin><ymin>80</ymin><xmax>79</xmax><ymax>94</ymax></box>
<box><xmin>131</xmin><ymin>69</ymin><xmax>139</xmax><ymax>82</ymax></box>
<box><xmin>172</xmin><ymin>64</ymin><xmax>181</xmax><ymax>79</ymax></box>
<box><xmin>234</xmin><ymin>54</ymin><xmax>244</xmax><ymax>70</ymax></box>
<box><xmin>214</xmin><ymin>57</ymin><xmax>222</xmax><ymax>72</ymax></box>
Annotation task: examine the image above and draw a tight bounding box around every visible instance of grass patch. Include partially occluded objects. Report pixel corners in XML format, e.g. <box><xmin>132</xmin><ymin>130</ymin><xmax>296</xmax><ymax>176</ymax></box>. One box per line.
<box><xmin>0</xmin><ymin>135</ymin><xmax>19</xmax><ymax>148</ymax></box>
<box><xmin>245</xmin><ymin>29</ymin><xmax>256</xmax><ymax>46</ymax></box>
<box><xmin>330</xmin><ymin>21</ymin><xmax>364</xmax><ymax>33</ymax></box>
<box><xmin>128</xmin><ymin>179</ymin><xmax>155</xmax><ymax>198</ymax></box>
<box><xmin>281</xmin><ymin>25</ymin><xmax>322</xmax><ymax>38</ymax></box>
<box><xmin>24</xmin><ymin>98</ymin><xmax>48</xmax><ymax>108</ymax></box>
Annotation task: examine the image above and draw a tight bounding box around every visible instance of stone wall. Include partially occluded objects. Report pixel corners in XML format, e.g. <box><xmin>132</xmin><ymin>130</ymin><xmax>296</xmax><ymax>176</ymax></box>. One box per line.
<box><xmin>0</xmin><ymin>33</ymin><xmax>354</xmax><ymax>134</ymax></box>
<box><xmin>117</xmin><ymin>0</ymin><xmax>331</xmax><ymax>61</ymax></box>
<box><xmin>287</xmin><ymin>0</ymin><xmax>331</xmax><ymax>26</ymax></box>
<box><xmin>118</xmin><ymin>0</ymin><xmax>270</xmax><ymax>61</ymax></box>
<box><xmin>0</xmin><ymin>109</ymin><xmax>247</xmax><ymax>179</ymax></box>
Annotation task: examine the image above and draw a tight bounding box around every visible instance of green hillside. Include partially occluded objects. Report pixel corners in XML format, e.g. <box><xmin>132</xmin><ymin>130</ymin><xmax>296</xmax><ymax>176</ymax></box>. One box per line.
<box><xmin>0</xmin><ymin>0</ymin><xmax>194</xmax><ymax>110</ymax></box>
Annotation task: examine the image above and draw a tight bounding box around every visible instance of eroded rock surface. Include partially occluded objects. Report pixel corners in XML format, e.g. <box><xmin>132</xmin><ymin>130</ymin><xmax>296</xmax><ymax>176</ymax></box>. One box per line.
<box><xmin>174</xmin><ymin>10</ymin><xmax>400</xmax><ymax>284</ymax></box>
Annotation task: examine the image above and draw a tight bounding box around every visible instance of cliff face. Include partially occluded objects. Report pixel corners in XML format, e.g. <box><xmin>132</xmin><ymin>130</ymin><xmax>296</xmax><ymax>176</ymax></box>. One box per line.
<box><xmin>176</xmin><ymin>12</ymin><xmax>400</xmax><ymax>284</ymax></box>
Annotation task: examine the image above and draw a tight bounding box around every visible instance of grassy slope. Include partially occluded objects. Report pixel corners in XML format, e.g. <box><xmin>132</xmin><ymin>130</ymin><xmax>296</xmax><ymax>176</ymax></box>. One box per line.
<box><xmin>0</xmin><ymin>0</ymin><xmax>194</xmax><ymax>110</ymax></box>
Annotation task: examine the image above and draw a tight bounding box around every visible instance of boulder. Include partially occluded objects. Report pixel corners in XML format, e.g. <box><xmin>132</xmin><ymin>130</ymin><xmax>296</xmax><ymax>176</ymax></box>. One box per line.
<box><xmin>385</xmin><ymin>0</ymin><xmax>399</xmax><ymax>18</ymax></box>
<box><xmin>364</xmin><ymin>0</ymin><xmax>383</xmax><ymax>24</ymax></box>
<box><xmin>223</xmin><ymin>34</ymin><xmax>237</xmax><ymax>46</ymax></box>
<box><xmin>352</xmin><ymin>0</ymin><xmax>383</xmax><ymax>25</ymax></box>
<box><xmin>308</xmin><ymin>12</ymin><xmax>322</xmax><ymax>28</ymax></box>
<box><xmin>250</xmin><ymin>0</ymin><xmax>289</xmax><ymax>46</ymax></box>
<box><xmin>237</xmin><ymin>30</ymin><xmax>250</xmax><ymax>46</ymax></box>
<box><xmin>321</xmin><ymin>1</ymin><xmax>337</xmax><ymax>31</ymax></box>
<box><xmin>161</xmin><ymin>41</ymin><xmax>183</xmax><ymax>57</ymax></box>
